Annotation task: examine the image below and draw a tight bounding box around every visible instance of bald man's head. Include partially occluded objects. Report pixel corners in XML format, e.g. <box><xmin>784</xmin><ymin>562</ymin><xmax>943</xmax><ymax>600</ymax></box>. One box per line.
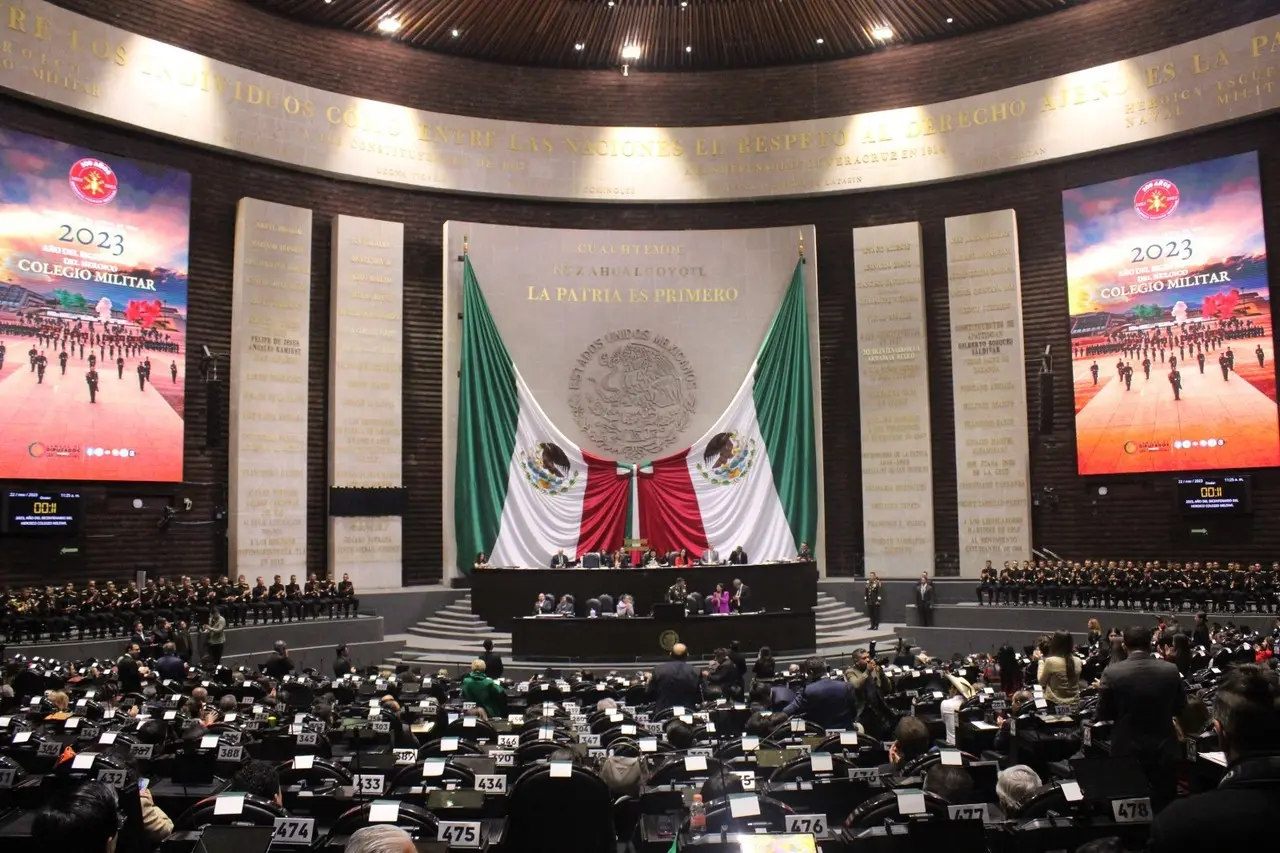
<box><xmin>671</xmin><ymin>643</ymin><xmax>688</xmax><ymax>660</ymax></box>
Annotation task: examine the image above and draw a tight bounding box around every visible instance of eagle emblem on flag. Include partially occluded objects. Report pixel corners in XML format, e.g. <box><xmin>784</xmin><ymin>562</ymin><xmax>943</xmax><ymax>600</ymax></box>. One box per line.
<box><xmin>695</xmin><ymin>431</ymin><xmax>757</xmax><ymax>486</ymax></box>
<box><xmin>521</xmin><ymin>441</ymin><xmax>579</xmax><ymax>495</ymax></box>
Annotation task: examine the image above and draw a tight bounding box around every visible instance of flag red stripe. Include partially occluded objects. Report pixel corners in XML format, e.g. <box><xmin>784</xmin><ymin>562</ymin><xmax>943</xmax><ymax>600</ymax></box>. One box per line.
<box><xmin>638</xmin><ymin>450</ymin><xmax>709</xmax><ymax>555</ymax></box>
<box><xmin>578</xmin><ymin>452</ymin><xmax>629</xmax><ymax>556</ymax></box>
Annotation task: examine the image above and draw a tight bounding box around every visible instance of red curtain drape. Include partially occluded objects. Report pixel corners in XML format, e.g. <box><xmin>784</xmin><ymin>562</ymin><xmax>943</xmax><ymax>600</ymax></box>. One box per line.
<box><xmin>637</xmin><ymin>451</ymin><xmax>709</xmax><ymax>556</ymax></box>
<box><xmin>577</xmin><ymin>453</ymin><xmax>629</xmax><ymax>556</ymax></box>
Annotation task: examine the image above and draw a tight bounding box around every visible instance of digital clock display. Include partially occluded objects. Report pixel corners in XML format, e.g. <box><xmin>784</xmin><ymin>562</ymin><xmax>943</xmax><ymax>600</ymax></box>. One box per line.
<box><xmin>1175</xmin><ymin>475</ymin><xmax>1251</xmax><ymax>514</ymax></box>
<box><xmin>1</xmin><ymin>490</ymin><xmax>83</xmax><ymax>536</ymax></box>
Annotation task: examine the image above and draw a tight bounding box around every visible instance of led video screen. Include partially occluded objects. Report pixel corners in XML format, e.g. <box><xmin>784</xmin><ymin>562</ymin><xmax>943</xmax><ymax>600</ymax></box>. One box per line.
<box><xmin>0</xmin><ymin>127</ymin><xmax>191</xmax><ymax>481</ymax></box>
<box><xmin>1066</xmin><ymin>152</ymin><xmax>1277</xmax><ymax>475</ymax></box>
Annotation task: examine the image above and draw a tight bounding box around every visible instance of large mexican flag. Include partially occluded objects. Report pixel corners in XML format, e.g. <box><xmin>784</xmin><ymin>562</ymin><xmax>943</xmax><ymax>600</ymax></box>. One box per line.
<box><xmin>639</xmin><ymin>259</ymin><xmax>817</xmax><ymax>560</ymax></box>
<box><xmin>454</xmin><ymin>257</ymin><xmax>629</xmax><ymax>572</ymax></box>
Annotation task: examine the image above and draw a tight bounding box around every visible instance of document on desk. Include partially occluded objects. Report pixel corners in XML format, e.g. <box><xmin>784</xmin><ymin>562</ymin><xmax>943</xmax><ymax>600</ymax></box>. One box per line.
<box><xmin>1201</xmin><ymin>751</ymin><xmax>1227</xmax><ymax>767</ymax></box>
<box><xmin>970</xmin><ymin>721</ymin><xmax>997</xmax><ymax>730</ymax></box>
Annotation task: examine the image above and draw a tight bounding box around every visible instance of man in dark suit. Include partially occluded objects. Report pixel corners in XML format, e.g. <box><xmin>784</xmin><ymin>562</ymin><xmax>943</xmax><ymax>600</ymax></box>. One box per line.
<box><xmin>1148</xmin><ymin>664</ymin><xmax>1280</xmax><ymax>850</ymax></box>
<box><xmin>730</xmin><ymin>578</ymin><xmax>750</xmax><ymax>612</ymax></box>
<box><xmin>782</xmin><ymin>657</ymin><xmax>856</xmax><ymax>730</ymax></box>
<box><xmin>646</xmin><ymin>642</ymin><xmax>701</xmax><ymax>712</ymax></box>
<box><xmin>915</xmin><ymin>573</ymin><xmax>935</xmax><ymax>626</ymax></box>
<box><xmin>549</xmin><ymin>549</ymin><xmax>570</xmax><ymax>568</ymax></box>
<box><xmin>728</xmin><ymin>546</ymin><xmax>749</xmax><ymax>565</ymax></box>
<box><xmin>1095</xmin><ymin>625</ymin><xmax>1186</xmax><ymax>812</ymax></box>
<box><xmin>480</xmin><ymin>638</ymin><xmax>505</xmax><ymax>680</ymax></box>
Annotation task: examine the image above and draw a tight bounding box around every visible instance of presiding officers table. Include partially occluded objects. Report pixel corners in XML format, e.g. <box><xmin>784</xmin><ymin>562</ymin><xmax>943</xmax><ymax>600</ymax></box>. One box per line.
<box><xmin>511</xmin><ymin>610</ymin><xmax>816</xmax><ymax>661</ymax></box>
<box><xmin>469</xmin><ymin>562</ymin><xmax>818</xmax><ymax>627</ymax></box>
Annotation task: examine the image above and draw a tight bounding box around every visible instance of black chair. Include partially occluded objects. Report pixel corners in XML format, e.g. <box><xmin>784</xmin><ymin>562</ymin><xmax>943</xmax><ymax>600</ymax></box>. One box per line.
<box><xmin>416</xmin><ymin>737</ymin><xmax>484</xmax><ymax>759</ymax></box>
<box><xmin>515</xmin><ymin>740</ymin><xmax>567</xmax><ymax>765</ymax></box>
<box><xmin>174</xmin><ymin>793</ymin><xmax>288</xmax><ymax>831</ymax></box>
<box><xmin>700</xmin><ymin>794</ymin><xmax>794</xmax><ymax>834</ymax></box>
<box><xmin>767</xmin><ymin>719</ymin><xmax>826</xmax><ymax>742</ymax></box>
<box><xmin>647</xmin><ymin>754</ymin><xmax>727</xmax><ymax>787</ymax></box>
<box><xmin>440</xmin><ymin>716</ymin><xmax>497</xmax><ymax>742</ymax></box>
<box><xmin>598</xmin><ymin>594</ymin><xmax>614</xmax><ymax>614</ymax></box>
<box><xmin>506</xmin><ymin>763</ymin><xmax>615</xmax><ymax>853</ymax></box>
<box><xmin>1011</xmin><ymin>782</ymin><xmax>1070</xmax><ymax>819</ymax></box>
<box><xmin>390</xmin><ymin>758</ymin><xmax>477</xmax><ymax>791</ymax></box>
<box><xmin>845</xmin><ymin>789</ymin><xmax>951</xmax><ymax>828</ymax></box>
<box><xmin>277</xmin><ymin>756</ymin><xmax>352</xmax><ymax>789</ymax></box>
<box><xmin>323</xmin><ymin>800</ymin><xmax>439</xmax><ymax>845</ymax></box>
<box><xmin>767</xmin><ymin>751</ymin><xmax>854</xmax><ymax>784</ymax></box>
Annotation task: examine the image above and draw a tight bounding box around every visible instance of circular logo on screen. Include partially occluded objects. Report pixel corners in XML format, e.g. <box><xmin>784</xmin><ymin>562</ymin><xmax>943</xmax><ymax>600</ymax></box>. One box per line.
<box><xmin>659</xmin><ymin>630</ymin><xmax>680</xmax><ymax>652</ymax></box>
<box><xmin>69</xmin><ymin>158</ymin><xmax>119</xmax><ymax>205</ymax></box>
<box><xmin>27</xmin><ymin>442</ymin><xmax>47</xmax><ymax>459</ymax></box>
<box><xmin>1133</xmin><ymin>178</ymin><xmax>1180</xmax><ymax>220</ymax></box>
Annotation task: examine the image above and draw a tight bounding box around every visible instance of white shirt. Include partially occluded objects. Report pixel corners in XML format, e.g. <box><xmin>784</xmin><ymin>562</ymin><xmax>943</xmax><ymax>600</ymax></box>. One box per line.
<box><xmin>941</xmin><ymin>694</ymin><xmax>965</xmax><ymax>746</ymax></box>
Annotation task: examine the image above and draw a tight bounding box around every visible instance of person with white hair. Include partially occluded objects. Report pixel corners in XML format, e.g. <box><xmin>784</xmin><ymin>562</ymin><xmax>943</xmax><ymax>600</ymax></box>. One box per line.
<box><xmin>344</xmin><ymin>825</ymin><xmax>415</xmax><ymax>853</ymax></box>
<box><xmin>996</xmin><ymin>764</ymin><xmax>1042</xmax><ymax>815</ymax></box>
<box><xmin>596</xmin><ymin>697</ymin><xmax>618</xmax><ymax>713</ymax></box>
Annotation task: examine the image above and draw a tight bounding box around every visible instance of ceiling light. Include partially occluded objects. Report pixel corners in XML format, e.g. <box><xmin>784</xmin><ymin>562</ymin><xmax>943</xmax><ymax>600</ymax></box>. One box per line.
<box><xmin>815</xmin><ymin>37</ymin><xmax>824</xmax><ymax>44</ymax></box>
<box><xmin>681</xmin><ymin>1</ymin><xmax>688</xmax><ymax>6</ymax></box>
<box><xmin>574</xmin><ymin>42</ymin><xmax>584</xmax><ymax>50</ymax></box>
<box><xmin>621</xmin><ymin>44</ymin><xmax>641</xmax><ymax>60</ymax></box>
<box><xmin>607</xmin><ymin>1</ymin><xmax>615</xmax><ymax>6</ymax></box>
<box><xmin>451</xmin><ymin>28</ymin><xmax>460</xmax><ymax>37</ymax></box>
<box><xmin>872</xmin><ymin>25</ymin><xmax>893</xmax><ymax>40</ymax></box>
<box><xmin>377</xmin><ymin>16</ymin><xmax>401</xmax><ymax>33</ymax></box>
<box><xmin>946</xmin><ymin>17</ymin><xmax>954</xmax><ymax>23</ymax></box>
<box><xmin>685</xmin><ymin>45</ymin><xmax>692</xmax><ymax>52</ymax></box>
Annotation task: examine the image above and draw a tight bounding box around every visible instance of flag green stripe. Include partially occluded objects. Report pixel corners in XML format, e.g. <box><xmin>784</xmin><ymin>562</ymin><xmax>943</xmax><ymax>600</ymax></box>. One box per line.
<box><xmin>454</xmin><ymin>256</ymin><xmax>519</xmax><ymax>574</ymax></box>
<box><xmin>752</xmin><ymin>258</ymin><xmax>818</xmax><ymax>549</ymax></box>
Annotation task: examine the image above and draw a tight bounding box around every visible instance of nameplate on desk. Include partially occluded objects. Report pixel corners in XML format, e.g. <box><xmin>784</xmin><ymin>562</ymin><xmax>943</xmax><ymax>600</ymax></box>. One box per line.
<box><xmin>355</xmin><ymin>774</ymin><xmax>386</xmax><ymax>795</ymax></box>
<box><xmin>578</xmin><ymin>733</ymin><xmax>601</xmax><ymax>746</ymax></box>
<box><xmin>294</xmin><ymin>755</ymin><xmax>315</xmax><ymax>770</ymax></box>
<box><xmin>1110</xmin><ymin>797</ymin><xmax>1152</xmax><ymax>823</ymax></box>
<box><xmin>438</xmin><ymin>821</ymin><xmax>482</xmax><ymax>848</ymax></box>
<box><xmin>947</xmin><ymin>803</ymin><xmax>989</xmax><ymax>822</ymax></box>
<box><xmin>371</xmin><ymin>721</ymin><xmax>391</xmax><ymax>733</ymax></box>
<box><xmin>37</xmin><ymin>740</ymin><xmax>61</xmax><ymax>756</ymax></box>
<box><xmin>393</xmin><ymin>749</ymin><xmax>418</xmax><ymax>765</ymax></box>
<box><xmin>130</xmin><ymin>743</ymin><xmax>154</xmax><ymax>760</ymax></box>
<box><xmin>217</xmin><ymin>744</ymin><xmax>245</xmax><ymax>762</ymax></box>
<box><xmin>785</xmin><ymin>814</ymin><xmax>827</xmax><ymax>836</ymax></box>
<box><xmin>497</xmin><ymin>734</ymin><xmax>519</xmax><ymax>749</ymax></box>
<box><xmin>97</xmin><ymin>768</ymin><xmax>128</xmax><ymax>788</ymax></box>
<box><xmin>296</xmin><ymin>731</ymin><xmax>318</xmax><ymax>746</ymax></box>
<box><xmin>491</xmin><ymin>750</ymin><xmax>515</xmax><ymax>767</ymax></box>
<box><xmin>474</xmin><ymin>774</ymin><xmax>507</xmax><ymax>793</ymax></box>
<box><xmin>271</xmin><ymin>817</ymin><xmax>315</xmax><ymax>845</ymax></box>
<box><xmin>732</xmin><ymin>771</ymin><xmax>757</xmax><ymax>791</ymax></box>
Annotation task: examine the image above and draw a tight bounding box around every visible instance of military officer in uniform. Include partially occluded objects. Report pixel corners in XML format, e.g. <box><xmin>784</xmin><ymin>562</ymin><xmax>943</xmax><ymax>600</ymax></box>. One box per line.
<box><xmin>116</xmin><ymin>355</ymin><xmax>125</xmax><ymax>379</ymax></box>
<box><xmin>977</xmin><ymin>561</ymin><xmax>997</xmax><ymax>605</ymax></box>
<box><xmin>864</xmin><ymin>572</ymin><xmax>883</xmax><ymax>629</ymax></box>
<box><xmin>86</xmin><ymin>367</ymin><xmax>100</xmax><ymax>403</ymax></box>
<box><xmin>58</xmin><ymin>348</ymin><xmax>68</xmax><ymax>375</ymax></box>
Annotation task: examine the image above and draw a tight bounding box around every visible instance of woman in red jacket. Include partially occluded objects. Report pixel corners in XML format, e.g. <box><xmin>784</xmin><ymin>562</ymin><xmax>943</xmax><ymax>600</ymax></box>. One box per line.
<box><xmin>673</xmin><ymin>548</ymin><xmax>693</xmax><ymax>567</ymax></box>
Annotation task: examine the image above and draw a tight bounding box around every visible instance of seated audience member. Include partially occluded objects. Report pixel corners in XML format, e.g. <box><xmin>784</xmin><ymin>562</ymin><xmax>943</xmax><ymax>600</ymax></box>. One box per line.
<box><xmin>703</xmin><ymin>648</ymin><xmax>741</xmax><ymax>701</ymax></box>
<box><xmin>752</xmin><ymin>646</ymin><xmax>776</xmax><ymax>680</ymax></box>
<box><xmin>995</xmin><ymin>764</ymin><xmax>1042</xmax><ymax>815</ymax></box>
<box><xmin>1149</xmin><ymin>664</ymin><xmax>1280</xmax><ymax>850</ymax></box>
<box><xmin>44</xmin><ymin>690</ymin><xmax>71</xmax><ymax>720</ymax></box>
<box><xmin>227</xmin><ymin>759</ymin><xmax>283</xmax><ymax>807</ymax></box>
<box><xmin>460</xmin><ymin>659</ymin><xmax>506</xmax><ymax>717</ymax></box>
<box><xmin>554</xmin><ymin>595</ymin><xmax>575</xmax><ymax>616</ymax></box>
<box><xmin>923</xmin><ymin>764</ymin><xmax>974</xmax><ymax>803</ymax></box>
<box><xmin>32</xmin><ymin>781</ymin><xmax>122</xmax><ymax>853</ymax></box>
<box><xmin>345</xmin><ymin>824</ymin><xmax>416</xmax><ymax>853</ymax></box>
<box><xmin>993</xmin><ymin>689</ymin><xmax>1035</xmax><ymax>752</ymax></box>
<box><xmin>263</xmin><ymin>640</ymin><xmax>295</xmax><ymax>679</ymax></box>
<box><xmin>888</xmin><ymin>716</ymin><xmax>932</xmax><ymax>770</ymax></box>
<box><xmin>616</xmin><ymin>594</ymin><xmax>635</xmax><ymax>617</ymax></box>
<box><xmin>664</xmin><ymin>720</ymin><xmax>696</xmax><ymax>750</ymax></box>
<box><xmin>781</xmin><ymin>657</ymin><xmax>855</xmax><ymax>730</ymax></box>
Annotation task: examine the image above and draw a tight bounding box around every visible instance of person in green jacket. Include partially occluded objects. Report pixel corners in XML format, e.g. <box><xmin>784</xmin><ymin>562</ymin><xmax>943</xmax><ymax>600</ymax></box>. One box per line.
<box><xmin>461</xmin><ymin>659</ymin><xmax>506</xmax><ymax>717</ymax></box>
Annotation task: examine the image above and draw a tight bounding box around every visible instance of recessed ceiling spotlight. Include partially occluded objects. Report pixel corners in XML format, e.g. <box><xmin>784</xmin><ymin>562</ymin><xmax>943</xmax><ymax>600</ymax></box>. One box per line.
<box><xmin>681</xmin><ymin>1</ymin><xmax>688</xmax><ymax>6</ymax></box>
<box><xmin>377</xmin><ymin>16</ymin><xmax>401</xmax><ymax>33</ymax></box>
<box><xmin>607</xmin><ymin>1</ymin><xmax>615</xmax><ymax>6</ymax></box>
<box><xmin>451</xmin><ymin>28</ymin><xmax>460</xmax><ymax>37</ymax></box>
<box><xmin>815</xmin><ymin>37</ymin><xmax>824</xmax><ymax>44</ymax></box>
<box><xmin>574</xmin><ymin>42</ymin><xmax>585</xmax><ymax>50</ymax></box>
<box><xmin>685</xmin><ymin>45</ymin><xmax>692</xmax><ymax>52</ymax></box>
<box><xmin>872</xmin><ymin>25</ymin><xmax>893</xmax><ymax>40</ymax></box>
<box><xmin>946</xmin><ymin>17</ymin><xmax>954</xmax><ymax>23</ymax></box>
<box><xmin>621</xmin><ymin>44</ymin><xmax>642</xmax><ymax>60</ymax></box>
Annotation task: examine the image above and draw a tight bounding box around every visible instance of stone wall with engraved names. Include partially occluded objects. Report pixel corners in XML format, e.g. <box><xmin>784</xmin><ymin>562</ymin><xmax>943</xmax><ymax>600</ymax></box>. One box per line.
<box><xmin>229</xmin><ymin>198</ymin><xmax>313</xmax><ymax>576</ymax></box>
<box><xmin>328</xmin><ymin>215</ymin><xmax>404</xmax><ymax>588</ymax></box>
<box><xmin>853</xmin><ymin>222</ymin><xmax>935</xmax><ymax>577</ymax></box>
<box><xmin>0</xmin><ymin>0</ymin><xmax>1277</xmax><ymax>203</ymax></box>
<box><xmin>946</xmin><ymin>209</ymin><xmax>1031</xmax><ymax>577</ymax></box>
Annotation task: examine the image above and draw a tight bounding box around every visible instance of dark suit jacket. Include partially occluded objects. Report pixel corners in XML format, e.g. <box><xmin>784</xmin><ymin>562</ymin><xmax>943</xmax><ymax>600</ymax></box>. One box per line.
<box><xmin>1148</xmin><ymin>755</ymin><xmax>1280</xmax><ymax>852</ymax></box>
<box><xmin>647</xmin><ymin>659</ymin><xmax>701</xmax><ymax>712</ymax></box>
<box><xmin>915</xmin><ymin>583</ymin><xmax>935</xmax><ymax>608</ymax></box>
<box><xmin>783</xmin><ymin>677</ymin><xmax>855</xmax><ymax>731</ymax></box>
<box><xmin>549</xmin><ymin>554</ymin><xmax>570</xmax><ymax>568</ymax></box>
<box><xmin>1095</xmin><ymin>650</ymin><xmax>1185</xmax><ymax>760</ymax></box>
<box><xmin>729</xmin><ymin>549</ymin><xmax>749</xmax><ymax>565</ymax></box>
<box><xmin>480</xmin><ymin>651</ymin><xmax>505</xmax><ymax>680</ymax></box>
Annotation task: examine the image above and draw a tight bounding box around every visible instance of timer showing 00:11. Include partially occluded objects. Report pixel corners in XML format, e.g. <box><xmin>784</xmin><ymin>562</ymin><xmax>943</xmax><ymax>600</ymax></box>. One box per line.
<box><xmin>57</xmin><ymin>224</ymin><xmax>124</xmax><ymax>257</ymax></box>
